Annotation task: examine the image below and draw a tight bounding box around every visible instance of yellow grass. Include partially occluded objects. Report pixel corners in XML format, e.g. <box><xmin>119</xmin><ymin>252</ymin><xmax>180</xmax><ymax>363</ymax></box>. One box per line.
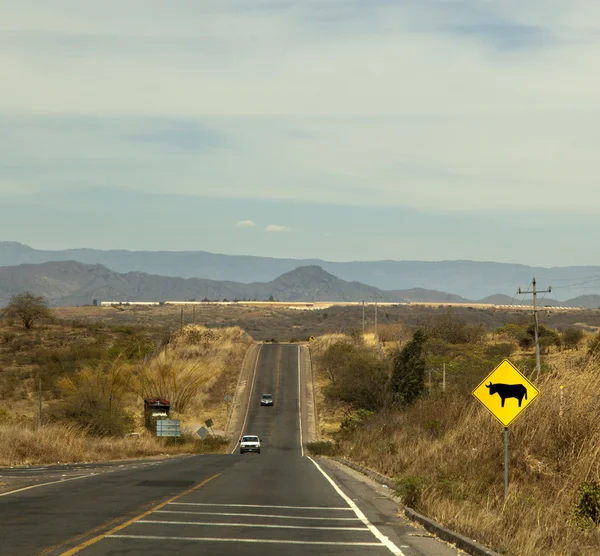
<box><xmin>165</xmin><ymin>325</ymin><xmax>253</xmax><ymax>432</ymax></box>
<box><xmin>310</xmin><ymin>333</ymin><xmax>600</xmax><ymax>555</ymax></box>
<box><xmin>0</xmin><ymin>423</ymin><xmax>193</xmax><ymax>466</ymax></box>
<box><xmin>1</xmin><ymin>324</ymin><xmax>252</xmax><ymax>465</ymax></box>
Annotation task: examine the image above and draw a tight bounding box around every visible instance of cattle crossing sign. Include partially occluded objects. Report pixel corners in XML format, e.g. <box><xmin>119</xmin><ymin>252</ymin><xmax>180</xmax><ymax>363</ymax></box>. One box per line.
<box><xmin>472</xmin><ymin>359</ymin><xmax>540</xmax><ymax>427</ymax></box>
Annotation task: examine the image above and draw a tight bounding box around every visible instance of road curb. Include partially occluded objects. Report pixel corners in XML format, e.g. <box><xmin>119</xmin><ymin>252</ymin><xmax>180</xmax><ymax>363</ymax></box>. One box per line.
<box><xmin>332</xmin><ymin>457</ymin><xmax>502</xmax><ymax>556</ymax></box>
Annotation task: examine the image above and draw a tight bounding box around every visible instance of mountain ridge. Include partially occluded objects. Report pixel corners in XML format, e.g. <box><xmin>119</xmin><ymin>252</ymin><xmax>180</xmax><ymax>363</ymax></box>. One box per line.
<box><xmin>0</xmin><ymin>260</ymin><xmax>596</xmax><ymax>308</ymax></box>
<box><xmin>2</xmin><ymin>242</ymin><xmax>600</xmax><ymax>300</ymax></box>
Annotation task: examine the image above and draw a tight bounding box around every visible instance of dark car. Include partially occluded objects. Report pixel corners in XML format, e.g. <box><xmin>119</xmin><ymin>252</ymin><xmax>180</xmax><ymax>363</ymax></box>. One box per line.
<box><xmin>260</xmin><ymin>393</ymin><xmax>274</xmax><ymax>406</ymax></box>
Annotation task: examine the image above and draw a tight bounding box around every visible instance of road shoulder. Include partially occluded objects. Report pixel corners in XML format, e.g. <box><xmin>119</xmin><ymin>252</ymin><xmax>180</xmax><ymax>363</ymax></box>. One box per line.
<box><xmin>316</xmin><ymin>457</ymin><xmax>467</xmax><ymax>556</ymax></box>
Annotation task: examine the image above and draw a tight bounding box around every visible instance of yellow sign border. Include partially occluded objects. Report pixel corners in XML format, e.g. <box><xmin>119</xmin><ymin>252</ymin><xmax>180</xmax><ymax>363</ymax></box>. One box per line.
<box><xmin>472</xmin><ymin>358</ymin><xmax>540</xmax><ymax>427</ymax></box>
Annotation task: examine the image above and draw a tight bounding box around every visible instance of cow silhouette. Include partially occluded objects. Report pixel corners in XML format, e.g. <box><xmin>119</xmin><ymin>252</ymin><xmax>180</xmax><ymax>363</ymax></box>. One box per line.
<box><xmin>485</xmin><ymin>382</ymin><xmax>527</xmax><ymax>407</ymax></box>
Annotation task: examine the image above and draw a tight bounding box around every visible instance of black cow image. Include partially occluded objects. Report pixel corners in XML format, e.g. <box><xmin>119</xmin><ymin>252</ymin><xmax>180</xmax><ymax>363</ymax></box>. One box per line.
<box><xmin>485</xmin><ymin>382</ymin><xmax>527</xmax><ymax>407</ymax></box>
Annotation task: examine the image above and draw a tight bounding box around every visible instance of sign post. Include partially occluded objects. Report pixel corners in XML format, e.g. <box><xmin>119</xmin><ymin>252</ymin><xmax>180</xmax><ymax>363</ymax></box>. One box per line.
<box><xmin>472</xmin><ymin>359</ymin><xmax>540</xmax><ymax>499</ymax></box>
<box><xmin>156</xmin><ymin>419</ymin><xmax>181</xmax><ymax>447</ymax></box>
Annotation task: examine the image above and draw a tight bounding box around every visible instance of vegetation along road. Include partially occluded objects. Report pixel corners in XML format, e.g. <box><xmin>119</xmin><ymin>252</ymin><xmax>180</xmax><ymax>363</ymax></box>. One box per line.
<box><xmin>0</xmin><ymin>343</ymin><xmax>461</xmax><ymax>556</ymax></box>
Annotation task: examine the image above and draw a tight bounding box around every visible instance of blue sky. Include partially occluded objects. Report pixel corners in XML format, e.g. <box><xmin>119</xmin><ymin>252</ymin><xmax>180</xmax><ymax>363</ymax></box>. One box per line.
<box><xmin>1</xmin><ymin>1</ymin><xmax>599</xmax><ymax>265</ymax></box>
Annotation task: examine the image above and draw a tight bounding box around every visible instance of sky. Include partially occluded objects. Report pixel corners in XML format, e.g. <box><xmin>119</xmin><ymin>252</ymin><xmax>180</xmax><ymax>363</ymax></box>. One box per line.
<box><xmin>1</xmin><ymin>0</ymin><xmax>599</xmax><ymax>266</ymax></box>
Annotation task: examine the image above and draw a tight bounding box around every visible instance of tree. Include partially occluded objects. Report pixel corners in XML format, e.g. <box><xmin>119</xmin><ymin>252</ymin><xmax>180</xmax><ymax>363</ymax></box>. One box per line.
<box><xmin>5</xmin><ymin>292</ymin><xmax>52</xmax><ymax>329</ymax></box>
<box><xmin>562</xmin><ymin>328</ymin><xmax>584</xmax><ymax>350</ymax></box>
<box><xmin>390</xmin><ymin>329</ymin><xmax>427</xmax><ymax>405</ymax></box>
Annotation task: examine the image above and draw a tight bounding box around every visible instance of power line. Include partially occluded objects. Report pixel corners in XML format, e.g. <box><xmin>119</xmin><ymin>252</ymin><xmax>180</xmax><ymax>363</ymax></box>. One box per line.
<box><xmin>518</xmin><ymin>277</ymin><xmax>552</xmax><ymax>381</ymax></box>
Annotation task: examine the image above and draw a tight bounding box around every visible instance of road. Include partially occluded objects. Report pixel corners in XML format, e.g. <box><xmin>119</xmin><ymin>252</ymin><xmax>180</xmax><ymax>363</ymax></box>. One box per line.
<box><xmin>0</xmin><ymin>343</ymin><xmax>461</xmax><ymax>556</ymax></box>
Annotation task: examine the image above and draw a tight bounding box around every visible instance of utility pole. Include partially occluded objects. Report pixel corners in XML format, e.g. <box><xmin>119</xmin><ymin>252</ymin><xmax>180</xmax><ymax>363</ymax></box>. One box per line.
<box><xmin>362</xmin><ymin>299</ymin><xmax>365</xmax><ymax>335</ymax></box>
<box><xmin>442</xmin><ymin>362</ymin><xmax>446</xmax><ymax>393</ymax></box>
<box><xmin>518</xmin><ymin>277</ymin><xmax>552</xmax><ymax>380</ymax></box>
<box><xmin>37</xmin><ymin>377</ymin><xmax>42</xmax><ymax>430</ymax></box>
<box><xmin>374</xmin><ymin>299</ymin><xmax>378</xmax><ymax>342</ymax></box>
<box><xmin>192</xmin><ymin>305</ymin><xmax>196</xmax><ymax>324</ymax></box>
<box><xmin>180</xmin><ymin>307</ymin><xmax>184</xmax><ymax>330</ymax></box>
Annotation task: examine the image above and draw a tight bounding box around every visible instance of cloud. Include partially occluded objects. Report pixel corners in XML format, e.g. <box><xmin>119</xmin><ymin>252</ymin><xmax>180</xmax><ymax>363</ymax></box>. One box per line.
<box><xmin>236</xmin><ymin>220</ymin><xmax>256</xmax><ymax>228</ymax></box>
<box><xmin>265</xmin><ymin>225</ymin><xmax>290</xmax><ymax>233</ymax></box>
<box><xmin>1</xmin><ymin>0</ymin><xmax>600</xmax><ymax>218</ymax></box>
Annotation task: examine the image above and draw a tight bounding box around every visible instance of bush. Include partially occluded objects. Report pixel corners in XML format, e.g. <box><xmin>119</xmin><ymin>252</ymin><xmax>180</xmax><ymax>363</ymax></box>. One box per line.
<box><xmin>5</xmin><ymin>292</ymin><xmax>53</xmax><ymax>329</ymax></box>
<box><xmin>321</xmin><ymin>343</ymin><xmax>390</xmax><ymax>412</ymax></box>
<box><xmin>306</xmin><ymin>441</ymin><xmax>340</xmax><ymax>456</ymax></box>
<box><xmin>424</xmin><ymin>311</ymin><xmax>486</xmax><ymax>345</ymax></box>
<box><xmin>390</xmin><ymin>329</ymin><xmax>427</xmax><ymax>405</ymax></box>
<box><xmin>394</xmin><ymin>476</ymin><xmax>424</xmax><ymax>508</ymax></box>
<box><xmin>562</xmin><ymin>328</ymin><xmax>585</xmax><ymax>350</ymax></box>
<box><xmin>574</xmin><ymin>481</ymin><xmax>600</xmax><ymax>529</ymax></box>
<box><xmin>194</xmin><ymin>435</ymin><xmax>229</xmax><ymax>454</ymax></box>
<box><xmin>485</xmin><ymin>343</ymin><xmax>515</xmax><ymax>359</ymax></box>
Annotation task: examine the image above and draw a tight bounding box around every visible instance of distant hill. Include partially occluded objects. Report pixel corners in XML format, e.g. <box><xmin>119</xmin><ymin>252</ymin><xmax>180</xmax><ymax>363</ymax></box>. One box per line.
<box><xmin>564</xmin><ymin>295</ymin><xmax>600</xmax><ymax>309</ymax></box>
<box><xmin>3</xmin><ymin>241</ymin><xmax>600</xmax><ymax>299</ymax></box>
<box><xmin>0</xmin><ymin>262</ymin><xmax>404</xmax><ymax>307</ymax></box>
<box><xmin>390</xmin><ymin>288</ymin><xmax>469</xmax><ymax>304</ymax></box>
<box><xmin>0</xmin><ymin>260</ymin><xmax>596</xmax><ymax>309</ymax></box>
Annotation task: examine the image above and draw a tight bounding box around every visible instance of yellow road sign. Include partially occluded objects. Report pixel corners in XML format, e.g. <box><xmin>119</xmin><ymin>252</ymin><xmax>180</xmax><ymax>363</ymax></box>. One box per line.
<box><xmin>309</xmin><ymin>336</ymin><xmax>315</xmax><ymax>342</ymax></box>
<box><xmin>472</xmin><ymin>359</ymin><xmax>540</xmax><ymax>427</ymax></box>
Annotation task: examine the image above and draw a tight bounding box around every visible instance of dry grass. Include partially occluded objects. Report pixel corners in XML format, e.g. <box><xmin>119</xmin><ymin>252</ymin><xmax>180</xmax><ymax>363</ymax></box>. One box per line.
<box><xmin>0</xmin><ymin>423</ymin><xmax>196</xmax><ymax>466</ymax></box>
<box><xmin>0</xmin><ymin>323</ymin><xmax>252</xmax><ymax>465</ymax></box>
<box><xmin>164</xmin><ymin>325</ymin><xmax>253</xmax><ymax>431</ymax></box>
<box><xmin>311</xmin><ymin>332</ymin><xmax>600</xmax><ymax>555</ymax></box>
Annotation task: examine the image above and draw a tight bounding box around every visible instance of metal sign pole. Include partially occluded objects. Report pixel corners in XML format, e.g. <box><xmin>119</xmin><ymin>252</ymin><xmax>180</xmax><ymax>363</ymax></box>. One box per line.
<box><xmin>504</xmin><ymin>427</ymin><xmax>509</xmax><ymax>500</ymax></box>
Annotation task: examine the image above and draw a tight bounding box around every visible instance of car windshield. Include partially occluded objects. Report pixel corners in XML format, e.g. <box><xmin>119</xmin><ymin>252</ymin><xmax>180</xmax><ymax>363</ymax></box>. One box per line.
<box><xmin>242</xmin><ymin>436</ymin><xmax>259</xmax><ymax>442</ymax></box>
<box><xmin>262</xmin><ymin>394</ymin><xmax>272</xmax><ymax>399</ymax></box>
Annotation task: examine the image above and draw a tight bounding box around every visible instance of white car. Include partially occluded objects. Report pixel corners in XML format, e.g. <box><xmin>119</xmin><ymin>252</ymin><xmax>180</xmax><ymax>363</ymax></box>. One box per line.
<box><xmin>239</xmin><ymin>435</ymin><xmax>261</xmax><ymax>454</ymax></box>
<box><xmin>260</xmin><ymin>393</ymin><xmax>274</xmax><ymax>406</ymax></box>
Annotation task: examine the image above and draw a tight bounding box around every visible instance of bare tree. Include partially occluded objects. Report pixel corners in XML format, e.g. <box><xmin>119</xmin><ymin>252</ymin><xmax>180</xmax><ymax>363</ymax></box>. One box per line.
<box><xmin>5</xmin><ymin>292</ymin><xmax>52</xmax><ymax>329</ymax></box>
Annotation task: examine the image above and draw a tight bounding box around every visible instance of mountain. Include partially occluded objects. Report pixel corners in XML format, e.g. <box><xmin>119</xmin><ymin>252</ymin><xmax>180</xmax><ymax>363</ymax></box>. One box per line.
<box><xmin>0</xmin><ymin>262</ymin><xmax>405</xmax><ymax>307</ymax></box>
<box><xmin>389</xmin><ymin>288</ymin><xmax>469</xmax><ymax>304</ymax></box>
<box><xmin>3</xmin><ymin>242</ymin><xmax>600</xmax><ymax>299</ymax></box>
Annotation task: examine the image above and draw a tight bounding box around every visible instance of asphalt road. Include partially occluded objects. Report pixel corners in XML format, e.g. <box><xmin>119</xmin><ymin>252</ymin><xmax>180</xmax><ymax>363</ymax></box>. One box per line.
<box><xmin>0</xmin><ymin>343</ymin><xmax>461</xmax><ymax>556</ymax></box>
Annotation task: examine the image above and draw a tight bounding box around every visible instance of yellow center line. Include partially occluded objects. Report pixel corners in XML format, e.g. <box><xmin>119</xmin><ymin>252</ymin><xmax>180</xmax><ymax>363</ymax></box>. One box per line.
<box><xmin>59</xmin><ymin>472</ymin><xmax>221</xmax><ymax>555</ymax></box>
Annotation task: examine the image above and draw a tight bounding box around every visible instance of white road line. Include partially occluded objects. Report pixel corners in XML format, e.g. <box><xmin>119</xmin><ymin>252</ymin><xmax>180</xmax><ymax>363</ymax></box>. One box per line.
<box><xmin>168</xmin><ymin>502</ymin><xmax>353</xmax><ymax>510</ymax></box>
<box><xmin>297</xmin><ymin>345</ymin><xmax>304</xmax><ymax>456</ymax></box>
<box><xmin>0</xmin><ymin>473</ymin><xmax>97</xmax><ymax>498</ymax></box>
<box><xmin>139</xmin><ymin>520</ymin><xmax>369</xmax><ymax>531</ymax></box>
<box><xmin>309</xmin><ymin>457</ymin><xmax>406</xmax><ymax>556</ymax></box>
<box><xmin>109</xmin><ymin>535</ymin><xmax>384</xmax><ymax>547</ymax></box>
<box><xmin>155</xmin><ymin>510</ymin><xmax>360</xmax><ymax>521</ymax></box>
<box><xmin>231</xmin><ymin>344</ymin><xmax>263</xmax><ymax>454</ymax></box>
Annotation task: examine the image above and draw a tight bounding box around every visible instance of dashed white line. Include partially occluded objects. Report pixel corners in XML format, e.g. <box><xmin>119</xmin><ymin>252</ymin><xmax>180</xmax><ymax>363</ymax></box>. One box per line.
<box><xmin>139</xmin><ymin>520</ymin><xmax>369</xmax><ymax>531</ymax></box>
<box><xmin>155</xmin><ymin>510</ymin><xmax>360</xmax><ymax>521</ymax></box>
<box><xmin>109</xmin><ymin>535</ymin><xmax>384</xmax><ymax>547</ymax></box>
<box><xmin>168</xmin><ymin>502</ymin><xmax>353</xmax><ymax>510</ymax></box>
<box><xmin>309</xmin><ymin>457</ymin><xmax>406</xmax><ymax>556</ymax></box>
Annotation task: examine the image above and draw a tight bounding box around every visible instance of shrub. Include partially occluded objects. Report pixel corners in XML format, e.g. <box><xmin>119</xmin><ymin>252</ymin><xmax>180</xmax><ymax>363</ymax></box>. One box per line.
<box><xmin>5</xmin><ymin>292</ymin><xmax>53</xmax><ymax>329</ymax></box>
<box><xmin>306</xmin><ymin>441</ymin><xmax>340</xmax><ymax>456</ymax></box>
<box><xmin>321</xmin><ymin>344</ymin><xmax>390</xmax><ymax>412</ymax></box>
<box><xmin>394</xmin><ymin>476</ymin><xmax>424</xmax><ymax>508</ymax></box>
<box><xmin>390</xmin><ymin>329</ymin><xmax>427</xmax><ymax>405</ymax></box>
<box><xmin>574</xmin><ymin>481</ymin><xmax>600</xmax><ymax>529</ymax></box>
<box><xmin>562</xmin><ymin>328</ymin><xmax>585</xmax><ymax>350</ymax></box>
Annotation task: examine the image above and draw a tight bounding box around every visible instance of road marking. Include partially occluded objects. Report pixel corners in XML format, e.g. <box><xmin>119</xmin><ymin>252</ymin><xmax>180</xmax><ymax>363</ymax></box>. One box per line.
<box><xmin>109</xmin><ymin>535</ymin><xmax>384</xmax><ymax>547</ymax></box>
<box><xmin>298</xmin><ymin>345</ymin><xmax>304</xmax><ymax>456</ymax></box>
<box><xmin>155</xmin><ymin>510</ymin><xmax>360</xmax><ymax>521</ymax></box>
<box><xmin>58</xmin><ymin>472</ymin><xmax>221</xmax><ymax>555</ymax></box>
<box><xmin>140</xmin><ymin>520</ymin><xmax>368</xmax><ymax>531</ymax></box>
<box><xmin>309</xmin><ymin>457</ymin><xmax>406</xmax><ymax>556</ymax></box>
<box><xmin>169</xmin><ymin>502</ymin><xmax>353</xmax><ymax>510</ymax></box>
<box><xmin>231</xmin><ymin>344</ymin><xmax>263</xmax><ymax>454</ymax></box>
<box><xmin>0</xmin><ymin>473</ymin><xmax>97</xmax><ymax>498</ymax></box>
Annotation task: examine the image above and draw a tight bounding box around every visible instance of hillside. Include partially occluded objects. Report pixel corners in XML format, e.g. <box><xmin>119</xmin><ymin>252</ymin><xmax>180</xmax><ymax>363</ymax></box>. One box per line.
<box><xmin>0</xmin><ymin>262</ymin><xmax>403</xmax><ymax>306</ymax></box>
<box><xmin>3</xmin><ymin>242</ymin><xmax>600</xmax><ymax>299</ymax></box>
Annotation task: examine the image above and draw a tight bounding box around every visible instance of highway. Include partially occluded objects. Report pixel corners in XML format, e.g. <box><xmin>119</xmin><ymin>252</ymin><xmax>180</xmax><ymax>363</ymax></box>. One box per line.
<box><xmin>0</xmin><ymin>344</ymin><xmax>459</xmax><ymax>556</ymax></box>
